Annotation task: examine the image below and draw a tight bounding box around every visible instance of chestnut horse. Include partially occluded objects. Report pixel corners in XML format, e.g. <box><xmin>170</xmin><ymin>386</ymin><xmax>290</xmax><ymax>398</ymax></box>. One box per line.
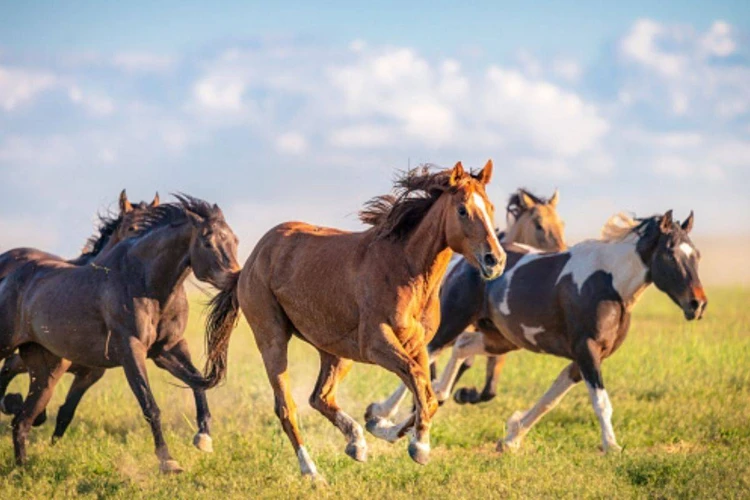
<box><xmin>431</xmin><ymin>211</ymin><xmax>706</xmax><ymax>453</ymax></box>
<box><xmin>0</xmin><ymin>195</ymin><xmax>239</xmax><ymax>472</ymax></box>
<box><xmin>194</xmin><ymin>161</ymin><xmax>506</xmax><ymax>481</ymax></box>
<box><xmin>0</xmin><ymin>190</ymin><xmax>158</xmax><ymax>424</ymax></box>
<box><xmin>367</xmin><ymin>188</ymin><xmax>567</xmax><ymax>421</ymax></box>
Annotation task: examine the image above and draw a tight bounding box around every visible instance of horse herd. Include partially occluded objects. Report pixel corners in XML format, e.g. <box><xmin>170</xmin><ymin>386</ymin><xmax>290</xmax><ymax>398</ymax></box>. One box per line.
<box><xmin>0</xmin><ymin>161</ymin><xmax>707</xmax><ymax>482</ymax></box>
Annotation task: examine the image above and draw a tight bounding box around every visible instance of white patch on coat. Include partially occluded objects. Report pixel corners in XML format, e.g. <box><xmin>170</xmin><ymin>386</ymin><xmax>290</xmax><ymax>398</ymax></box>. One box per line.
<box><xmin>521</xmin><ymin>324</ymin><xmax>545</xmax><ymax>345</ymax></box>
<box><xmin>497</xmin><ymin>252</ymin><xmax>556</xmax><ymax>315</ymax></box>
<box><xmin>297</xmin><ymin>446</ymin><xmax>318</xmax><ymax>476</ymax></box>
<box><xmin>556</xmin><ymin>236</ymin><xmax>648</xmax><ymax>303</ymax></box>
<box><xmin>472</xmin><ymin>193</ymin><xmax>502</xmax><ymax>249</ymax></box>
<box><xmin>679</xmin><ymin>242</ymin><xmax>694</xmax><ymax>258</ymax></box>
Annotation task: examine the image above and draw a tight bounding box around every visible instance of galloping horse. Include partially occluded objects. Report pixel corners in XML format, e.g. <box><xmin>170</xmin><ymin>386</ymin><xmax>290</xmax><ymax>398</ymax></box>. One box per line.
<box><xmin>429</xmin><ymin>211</ymin><xmax>706</xmax><ymax>453</ymax></box>
<box><xmin>193</xmin><ymin>162</ymin><xmax>506</xmax><ymax>481</ymax></box>
<box><xmin>0</xmin><ymin>195</ymin><xmax>239</xmax><ymax>472</ymax></box>
<box><xmin>0</xmin><ymin>190</ymin><xmax>157</xmax><ymax>422</ymax></box>
<box><xmin>366</xmin><ymin>188</ymin><xmax>566</xmax><ymax>421</ymax></box>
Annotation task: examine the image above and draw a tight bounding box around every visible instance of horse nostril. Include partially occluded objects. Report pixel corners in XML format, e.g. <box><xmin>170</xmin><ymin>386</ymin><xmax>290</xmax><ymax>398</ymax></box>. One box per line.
<box><xmin>483</xmin><ymin>253</ymin><xmax>498</xmax><ymax>267</ymax></box>
<box><xmin>689</xmin><ymin>299</ymin><xmax>700</xmax><ymax>311</ymax></box>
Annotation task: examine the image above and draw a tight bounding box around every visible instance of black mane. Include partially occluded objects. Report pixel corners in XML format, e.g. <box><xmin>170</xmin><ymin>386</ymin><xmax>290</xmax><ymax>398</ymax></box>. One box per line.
<box><xmin>136</xmin><ymin>193</ymin><xmax>223</xmax><ymax>234</ymax></box>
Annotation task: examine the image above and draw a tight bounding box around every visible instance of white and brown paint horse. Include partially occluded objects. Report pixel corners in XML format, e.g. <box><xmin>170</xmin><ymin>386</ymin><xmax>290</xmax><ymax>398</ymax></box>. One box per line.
<box><xmin>428</xmin><ymin>210</ymin><xmax>707</xmax><ymax>453</ymax></box>
<box><xmin>367</xmin><ymin>188</ymin><xmax>567</xmax><ymax>420</ymax></box>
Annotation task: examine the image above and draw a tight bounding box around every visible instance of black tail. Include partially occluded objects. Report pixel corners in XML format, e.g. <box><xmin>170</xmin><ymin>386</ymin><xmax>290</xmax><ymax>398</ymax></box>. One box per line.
<box><xmin>196</xmin><ymin>270</ymin><xmax>241</xmax><ymax>389</ymax></box>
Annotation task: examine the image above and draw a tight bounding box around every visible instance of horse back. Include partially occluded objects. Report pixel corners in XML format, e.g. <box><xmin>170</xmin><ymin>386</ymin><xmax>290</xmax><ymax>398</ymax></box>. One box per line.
<box><xmin>0</xmin><ymin>247</ymin><xmax>62</xmax><ymax>281</ymax></box>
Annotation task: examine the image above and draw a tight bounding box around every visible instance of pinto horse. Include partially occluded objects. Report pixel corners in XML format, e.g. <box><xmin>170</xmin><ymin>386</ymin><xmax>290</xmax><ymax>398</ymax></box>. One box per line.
<box><xmin>194</xmin><ymin>161</ymin><xmax>505</xmax><ymax>481</ymax></box>
<box><xmin>367</xmin><ymin>188</ymin><xmax>567</xmax><ymax>420</ymax></box>
<box><xmin>430</xmin><ymin>211</ymin><xmax>706</xmax><ymax>453</ymax></box>
<box><xmin>0</xmin><ymin>190</ymin><xmax>158</xmax><ymax>423</ymax></box>
<box><xmin>0</xmin><ymin>195</ymin><xmax>239</xmax><ymax>472</ymax></box>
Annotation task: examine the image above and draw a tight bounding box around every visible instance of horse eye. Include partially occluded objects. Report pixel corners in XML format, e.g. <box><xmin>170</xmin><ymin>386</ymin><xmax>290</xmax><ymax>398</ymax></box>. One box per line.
<box><xmin>457</xmin><ymin>205</ymin><xmax>468</xmax><ymax>217</ymax></box>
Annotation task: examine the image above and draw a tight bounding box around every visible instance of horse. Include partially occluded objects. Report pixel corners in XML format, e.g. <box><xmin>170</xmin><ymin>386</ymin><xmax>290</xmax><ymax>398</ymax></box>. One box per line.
<box><xmin>0</xmin><ymin>189</ymin><xmax>158</xmax><ymax>422</ymax></box>
<box><xmin>191</xmin><ymin>161</ymin><xmax>506</xmax><ymax>481</ymax></box>
<box><xmin>429</xmin><ymin>210</ymin><xmax>707</xmax><ymax>453</ymax></box>
<box><xmin>366</xmin><ymin>188</ymin><xmax>567</xmax><ymax>421</ymax></box>
<box><xmin>0</xmin><ymin>195</ymin><xmax>240</xmax><ymax>473</ymax></box>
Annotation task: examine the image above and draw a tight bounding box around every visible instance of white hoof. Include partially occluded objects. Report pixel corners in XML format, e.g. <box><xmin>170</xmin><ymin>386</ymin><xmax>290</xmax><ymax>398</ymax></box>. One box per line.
<box><xmin>365</xmin><ymin>417</ymin><xmax>400</xmax><ymax>443</ymax></box>
<box><xmin>193</xmin><ymin>432</ymin><xmax>214</xmax><ymax>453</ymax></box>
<box><xmin>159</xmin><ymin>459</ymin><xmax>184</xmax><ymax>474</ymax></box>
<box><xmin>498</xmin><ymin>410</ymin><xmax>525</xmax><ymax>453</ymax></box>
<box><xmin>601</xmin><ymin>441</ymin><xmax>623</xmax><ymax>454</ymax></box>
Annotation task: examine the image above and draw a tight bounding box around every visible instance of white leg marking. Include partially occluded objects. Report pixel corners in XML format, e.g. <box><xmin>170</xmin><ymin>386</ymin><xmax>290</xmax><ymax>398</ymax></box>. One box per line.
<box><xmin>500</xmin><ymin>364</ymin><xmax>577</xmax><ymax>451</ymax></box>
<box><xmin>297</xmin><ymin>446</ymin><xmax>319</xmax><ymax>476</ymax></box>
<box><xmin>433</xmin><ymin>331</ymin><xmax>487</xmax><ymax>402</ymax></box>
<box><xmin>520</xmin><ymin>324</ymin><xmax>545</xmax><ymax>346</ymax></box>
<box><xmin>370</xmin><ymin>383</ymin><xmax>408</xmax><ymax>420</ymax></box>
<box><xmin>586</xmin><ymin>383</ymin><xmax>621</xmax><ymax>453</ymax></box>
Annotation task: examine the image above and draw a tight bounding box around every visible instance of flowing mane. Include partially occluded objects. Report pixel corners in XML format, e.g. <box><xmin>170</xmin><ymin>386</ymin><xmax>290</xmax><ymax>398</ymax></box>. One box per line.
<box><xmin>80</xmin><ymin>212</ymin><xmax>127</xmax><ymax>258</ymax></box>
<box><xmin>600</xmin><ymin>212</ymin><xmax>655</xmax><ymax>243</ymax></box>
<box><xmin>359</xmin><ymin>165</ymin><xmax>477</xmax><ymax>241</ymax></box>
<box><xmin>136</xmin><ymin>194</ymin><xmax>223</xmax><ymax>234</ymax></box>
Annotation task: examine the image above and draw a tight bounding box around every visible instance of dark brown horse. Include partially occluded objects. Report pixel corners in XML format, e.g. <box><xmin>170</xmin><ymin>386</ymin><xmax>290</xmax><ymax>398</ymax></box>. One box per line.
<box><xmin>192</xmin><ymin>162</ymin><xmax>506</xmax><ymax>481</ymax></box>
<box><xmin>367</xmin><ymin>188</ymin><xmax>567</xmax><ymax>420</ymax></box>
<box><xmin>0</xmin><ymin>195</ymin><xmax>239</xmax><ymax>472</ymax></box>
<box><xmin>0</xmin><ymin>191</ymin><xmax>157</xmax><ymax>423</ymax></box>
<box><xmin>429</xmin><ymin>211</ymin><xmax>706</xmax><ymax>453</ymax></box>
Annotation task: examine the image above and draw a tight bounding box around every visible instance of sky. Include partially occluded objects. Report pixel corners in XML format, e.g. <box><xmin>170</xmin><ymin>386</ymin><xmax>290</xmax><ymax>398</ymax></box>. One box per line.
<box><xmin>1</xmin><ymin>1</ymin><xmax>749</xmax><ymax>259</ymax></box>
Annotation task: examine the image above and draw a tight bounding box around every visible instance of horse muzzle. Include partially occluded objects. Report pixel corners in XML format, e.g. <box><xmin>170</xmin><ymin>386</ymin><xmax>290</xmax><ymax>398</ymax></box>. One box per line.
<box><xmin>478</xmin><ymin>251</ymin><xmax>506</xmax><ymax>281</ymax></box>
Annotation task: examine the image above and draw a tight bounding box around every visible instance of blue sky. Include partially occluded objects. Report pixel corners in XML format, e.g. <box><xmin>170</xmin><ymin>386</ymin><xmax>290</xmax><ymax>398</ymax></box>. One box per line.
<box><xmin>1</xmin><ymin>2</ymin><xmax>749</xmax><ymax>257</ymax></box>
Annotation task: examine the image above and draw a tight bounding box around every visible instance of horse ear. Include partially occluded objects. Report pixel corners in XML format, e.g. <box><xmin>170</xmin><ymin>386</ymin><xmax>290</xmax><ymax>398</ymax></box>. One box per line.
<box><xmin>151</xmin><ymin>192</ymin><xmax>160</xmax><ymax>207</ymax></box>
<box><xmin>519</xmin><ymin>191</ymin><xmax>536</xmax><ymax>210</ymax></box>
<box><xmin>681</xmin><ymin>210</ymin><xmax>694</xmax><ymax>234</ymax></box>
<box><xmin>549</xmin><ymin>189</ymin><xmax>559</xmax><ymax>207</ymax></box>
<box><xmin>119</xmin><ymin>189</ymin><xmax>133</xmax><ymax>213</ymax></box>
<box><xmin>476</xmin><ymin>159</ymin><xmax>493</xmax><ymax>185</ymax></box>
<box><xmin>449</xmin><ymin>161</ymin><xmax>465</xmax><ymax>186</ymax></box>
<box><xmin>213</xmin><ymin>203</ymin><xmax>225</xmax><ymax>219</ymax></box>
<box><xmin>660</xmin><ymin>210</ymin><xmax>674</xmax><ymax>233</ymax></box>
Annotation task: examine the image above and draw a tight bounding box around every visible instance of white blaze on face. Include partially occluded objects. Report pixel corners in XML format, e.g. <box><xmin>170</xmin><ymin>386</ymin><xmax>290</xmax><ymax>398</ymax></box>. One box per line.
<box><xmin>472</xmin><ymin>193</ymin><xmax>501</xmax><ymax>250</ymax></box>
<box><xmin>679</xmin><ymin>242</ymin><xmax>695</xmax><ymax>258</ymax></box>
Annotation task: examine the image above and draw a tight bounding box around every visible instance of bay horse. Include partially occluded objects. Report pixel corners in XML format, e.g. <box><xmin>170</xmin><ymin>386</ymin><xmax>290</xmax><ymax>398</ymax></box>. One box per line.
<box><xmin>0</xmin><ymin>195</ymin><xmax>239</xmax><ymax>472</ymax></box>
<box><xmin>0</xmin><ymin>190</ymin><xmax>159</xmax><ymax>424</ymax></box>
<box><xmin>366</xmin><ymin>188</ymin><xmax>567</xmax><ymax>421</ymax></box>
<box><xmin>193</xmin><ymin>161</ymin><xmax>506</xmax><ymax>481</ymax></box>
<box><xmin>430</xmin><ymin>211</ymin><xmax>706</xmax><ymax>453</ymax></box>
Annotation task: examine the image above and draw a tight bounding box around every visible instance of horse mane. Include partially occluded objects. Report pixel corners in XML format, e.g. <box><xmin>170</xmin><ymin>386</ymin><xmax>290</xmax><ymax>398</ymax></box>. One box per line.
<box><xmin>359</xmin><ymin>165</ymin><xmax>466</xmax><ymax>241</ymax></box>
<box><xmin>506</xmin><ymin>188</ymin><xmax>548</xmax><ymax>221</ymax></box>
<box><xmin>600</xmin><ymin>212</ymin><xmax>656</xmax><ymax>242</ymax></box>
<box><xmin>136</xmin><ymin>193</ymin><xmax>223</xmax><ymax>234</ymax></box>
<box><xmin>79</xmin><ymin>212</ymin><xmax>125</xmax><ymax>258</ymax></box>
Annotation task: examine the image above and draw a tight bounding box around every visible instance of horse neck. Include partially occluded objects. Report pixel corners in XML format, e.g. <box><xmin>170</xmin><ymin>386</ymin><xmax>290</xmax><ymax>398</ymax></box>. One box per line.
<box><xmin>592</xmin><ymin>234</ymin><xmax>651</xmax><ymax>306</ymax></box>
<box><xmin>503</xmin><ymin>215</ymin><xmax>530</xmax><ymax>245</ymax></box>
<box><xmin>403</xmin><ymin>197</ymin><xmax>453</xmax><ymax>293</ymax></box>
<box><xmin>128</xmin><ymin>221</ymin><xmax>194</xmax><ymax>300</ymax></box>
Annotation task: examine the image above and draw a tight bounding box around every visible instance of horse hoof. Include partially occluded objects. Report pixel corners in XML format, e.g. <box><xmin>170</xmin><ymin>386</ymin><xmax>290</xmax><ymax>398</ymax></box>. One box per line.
<box><xmin>496</xmin><ymin>439</ymin><xmax>520</xmax><ymax>454</ymax></box>
<box><xmin>345</xmin><ymin>440</ymin><xmax>368</xmax><ymax>462</ymax></box>
<box><xmin>193</xmin><ymin>432</ymin><xmax>213</xmax><ymax>453</ymax></box>
<box><xmin>407</xmin><ymin>440</ymin><xmax>430</xmax><ymax>465</ymax></box>
<box><xmin>32</xmin><ymin>409</ymin><xmax>47</xmax><ymax>427</ymax></box>
<box><xmin>365</xmin><ymin>417</ymin><xmax>398</xmax><ymax>443</ymax></box>
<box><xmin>304</xmin><ymin>472</ymin><xmax>328</xmax><ymax>486</ymax></box>
<box><xmin>600</xmin><ymin>442</ymin><xmax>623</xmax><ymax>454</ymax></box>
<box><xmin>1</xmin><ymin>393</ymin><xmax>23</xmax><ymax>415</ymax></box>
<box><xmin>364</xmin><ymin>402</ymin><xmax>385</xmax><ymax>422</ymax></box>
<box><xmin>454</xmin><ymin>387</ymin><xmax>477</xmax><ymax>405</ymax></box>
<box><xmin>159</xmin><ymin>459</ymin><xmax>184</xmax><ymax>474</ymax></box>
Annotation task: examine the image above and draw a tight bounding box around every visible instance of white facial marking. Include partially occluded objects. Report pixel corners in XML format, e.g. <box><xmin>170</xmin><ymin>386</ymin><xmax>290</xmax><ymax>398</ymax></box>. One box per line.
<box><xmin>472</xmin><ymin>193</ymin><xmax>502</xmax><ymax>249</ymax></box>
<box><xmin>679</xmin><ymin>242</ymin><xmax>694</xmax><ymax>258</ymax></box>
<box><xmin>521</xmin><ymin>324</ymin><xmax>545</xmax><ymax>346</ymax></box>
<box><xmin>297</xmin><ymin>446</ymin><xmax>318</xmax><ymax>476</ymax></box>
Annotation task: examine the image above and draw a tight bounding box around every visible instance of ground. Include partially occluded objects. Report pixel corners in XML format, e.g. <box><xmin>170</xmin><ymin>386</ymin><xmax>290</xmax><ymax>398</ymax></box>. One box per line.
<box><xmin>0</xmin><ymin>286</ymin><xmax>748</xmax><ymax>499</ymax></box>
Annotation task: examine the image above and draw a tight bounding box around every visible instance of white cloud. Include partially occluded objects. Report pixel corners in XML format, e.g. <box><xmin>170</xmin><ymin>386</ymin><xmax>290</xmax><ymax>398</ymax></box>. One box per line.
<box><xmin>328</xmin><ymin>124</ymin><xmax>393</xmax><ymax>148</ymax></box>
<box><xmin>275</xmin><ymin>132</ymin><xmax>308</xmax><ymax>155</ymax></box>
<box><xmin>68</xmin><ymin>86</ymin><xmax>115</xmax><ymax>116</ymax></box>
<box><xmin>193</xmin><ymin>76</ymin><xmax>247</xmax><ymax>112</ymax></box>
<box><xmin>552</xmin><ymin>58</ymin><xmax>582</xmax><ymax>82</ymax></box>
<box><xmin>699</xmin><ymin>21</ymin><xmax>735</xmax><ymax>58</ymax></box>
<box><xmin>0</xmin><ymin>66</ymin><xmax>57</xmax><ymax>110</ymax></box>
<box><xmin>620</xmin><ymin>19</ymin><xmax>687</xmax><ymax>77</ymax></box>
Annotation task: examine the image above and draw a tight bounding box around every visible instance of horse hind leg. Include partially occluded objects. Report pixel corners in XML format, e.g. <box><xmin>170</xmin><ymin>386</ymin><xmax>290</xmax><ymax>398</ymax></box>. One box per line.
<box><xmin>454</xmin><ymin>354</ymin><xmax>508</xmax><ymax>405</ymax></box>
<box><xmin>432</xmin><ymin>331</ymin><xmax>489</xmax><ymax>403</ymax></box>
<box><xmin>309</xmin><ymin>351</ymin><xmax>367</xmax><ymax>462</ymax></box>
<box><xmin>0</xmin><ymin>354</ymin><xmax>29</xmax><ymax>416</ymax></box>
<box><xmin>52</xmin><ymin>367</ymin><xmax>106</xmax><ymax>443</ymax></box>
<box><xmin>13</xmin><ymin>343</ymin><xmax>70</xmax><ymax>465</ymax></box>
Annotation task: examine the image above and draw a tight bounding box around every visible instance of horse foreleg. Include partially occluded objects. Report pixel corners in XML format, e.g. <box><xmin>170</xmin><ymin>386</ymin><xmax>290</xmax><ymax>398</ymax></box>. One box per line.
<box><xmin>152</xmin><ymin>339</ymin><xmax>213</xmax><ymax>452</ymax></box>
<box><xmin>433</xmin><ymin>331</ymin><xmax>489</xmax><ymax>403</ymax></box>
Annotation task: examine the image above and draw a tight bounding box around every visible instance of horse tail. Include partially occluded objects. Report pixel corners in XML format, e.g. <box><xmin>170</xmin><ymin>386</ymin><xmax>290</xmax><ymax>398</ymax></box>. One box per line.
<box><xmin>200</xmin><ymin>270</ymin><xmax>241</xmax><ymax>389</ymax></box>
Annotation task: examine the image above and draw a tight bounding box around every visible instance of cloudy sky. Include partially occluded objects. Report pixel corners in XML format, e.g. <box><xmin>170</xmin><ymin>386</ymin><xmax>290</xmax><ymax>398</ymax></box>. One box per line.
<box><xmin>1</xmin><ymin>1</ymin><xmax>749</xmax><ymax>258</ymax></box>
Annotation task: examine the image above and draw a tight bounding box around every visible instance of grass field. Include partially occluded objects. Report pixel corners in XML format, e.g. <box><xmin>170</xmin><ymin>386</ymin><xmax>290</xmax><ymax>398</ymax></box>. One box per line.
<box><xmin>0</xmin><ymin>286</ymin><xmax>748</xmax><ymax>498</ymax></box>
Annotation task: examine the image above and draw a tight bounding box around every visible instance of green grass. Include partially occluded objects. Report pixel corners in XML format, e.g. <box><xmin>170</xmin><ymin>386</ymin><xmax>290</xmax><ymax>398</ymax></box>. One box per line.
<box><xmin>1</xmin><ymin>286</ymin><xmax>749</xmax><ymax>498</ymax></box>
